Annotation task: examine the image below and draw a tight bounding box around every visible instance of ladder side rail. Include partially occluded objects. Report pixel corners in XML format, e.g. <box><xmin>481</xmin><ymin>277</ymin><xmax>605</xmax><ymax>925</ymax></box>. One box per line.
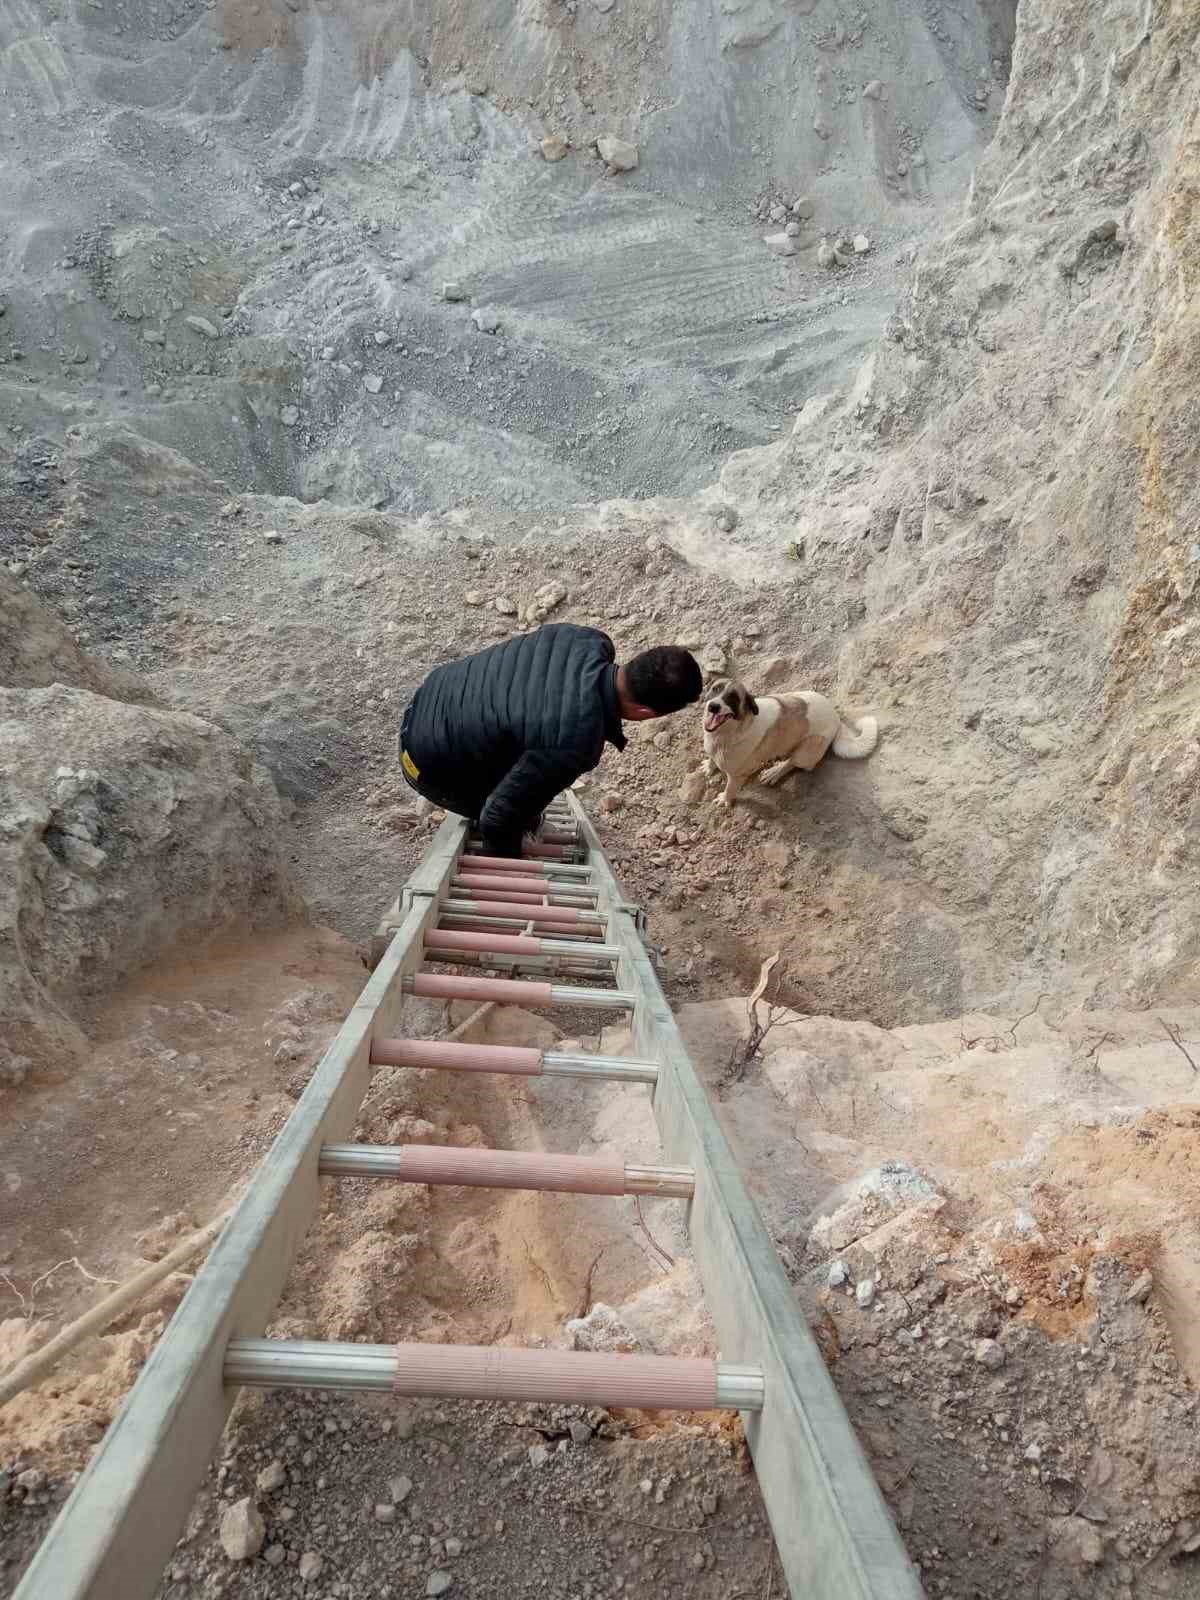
<box><xmin>563</xmin><ymin>794</ymin><xmax>925</xmax><ymax>1600</ymax></box>
<box><xmin>13</xmin><ymin>818</ymin><xmax>470</xmax><ymax>1600</ymax></box>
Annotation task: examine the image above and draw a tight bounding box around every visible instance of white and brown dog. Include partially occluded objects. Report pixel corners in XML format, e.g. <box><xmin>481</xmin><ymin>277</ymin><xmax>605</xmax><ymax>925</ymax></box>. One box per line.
<box><xmin>701</xmin><ymin>679</ymin><xmax>878</xmax><ymax>809</ymax></box>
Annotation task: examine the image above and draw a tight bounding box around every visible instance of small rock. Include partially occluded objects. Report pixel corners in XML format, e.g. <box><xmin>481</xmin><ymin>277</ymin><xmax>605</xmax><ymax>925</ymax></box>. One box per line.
<box><xmin>974</xmin><ymin>1338</ymin><xmax>1006</xmax><ymax>1371</ymax></box>
<box><xmin>569</xmin><ymin>1421</ymin><xmax>593</xmax><ymax>1446</ymax></box>
<box><xmin>264</xmin><ymin>1544</ymin><xmax>286</xmax><ymax>1568</ymax></box>
<box><xmin>855</xmin><ymin>1278</ymin><xmax>876</xmax><ymax>1308</ymax></box>
<box><xmin>256</xmin><ymin>1459</ymin><xmax>286</xmax><ymax>1493</ymax></box>
<box><xmin>701</xmin><ymin>1491</ymin><xmax>720</xmax><ymax>1517</ymax></box>
<box><xmin>427</xmin><ymin>1574</ymin><xmax>454</xmax><ymax>1598</ymax></box>
<box><xmin>639</xmin><ymin>1478</ymin><xmax>653</xmax><ymax>1495</ymax></box>
<box><xmin>768</xmin><ymin>205</ymin><xmax>787</xmax><ymax>223</ymax></box>
<box><xmin>373</xmin><ymin>330</ymin><xmax>392</xmax><ymax>346</ymax></box>
<box><xmin>1126</xmin><ymin>1269</ymin><xmax>1153</xmax><ymax>1304</ymax></box>
<box><xmin>185</xmin><ymin>314</ymin><xmax>219</xmax><ymax>339</ymax></box>
<box><xmin>471</xmin><ymin>306</ymin><xmax>501</xmax><ymax>334</ymax></box>
<box><xmin>363</xmin><ymin>374</ymin><xmax>384</xmax><ymax>394</ymax></box>
<box><xmin>763</xmin><ymin>232</ymin><xmax>797</xmax><ymax>257</ymax></box>
<box><xmin>679</xmin><ymin>769</ymin><xmax>707</xmax><ymax>804</ymax></box>
<box><xmin>494</xmin><ymin>595</ymin><xmax>518</xmax><ymax>616</ymax></box>
<box><xmin>220</xmin><ymin>1499</ymin><xmax>266</xmax><ymax>1561</ymax></box>
<box><xmin>540</xmin><ymin>135</ymin><xmax>569</xmax><ymax>162</ymax></box>
<box><xmin>528</xmin><ymin>1445</ymin><xmax>550</xmax><ymax>1468</ymax></box>
<box><xmin>143</xmin><ymin>329</ymin><xmax>165</xmax><ymax>344</ymax></box>
<box><xmin>280</xmin><ymin>405</ymin><xmax>300</xmax><ymax>426</ymax></box>
<box><xmin>817</xmin><ymin>240</ymin><xmax>838</xmax><ymax>269</ymax></box>
<box><xmin>444</xmin><ymin>1537</ymin><xmax>463</xmax><ymax>1558</ymax></box>
<box><xmin>863</xmin><ymin>79</ymin><xmax>883</xmax><ymax>99</ymax></box>
<box><xmin>463</xmin><ymin>590</ymin><xmax>484</xmax><ymax>606</ymax></box>
<box><xmin>389</xmin><ymin>1475</ymin><xmax>413</xmax><ymax>1505</ymax></box>
<box><xmin>374</xmin><ymin>1502</ymin><xmax>396</xmax><ymax>1523</ymax></box>
<box><xmin>1059</xmin><ymin>1516</ymin><xmax>1104</xmax><ymax>1567</ymax></box>
<box><xmin>791</xmin><ymin>196</ymin><xmax>814</xmax><ymax>218</ymax></box>
<box><xmin>442</xmin><ymin>281</ymin><xmax>469</xmax><ymax>302</ymax></box>
<box><xmin>298</xmin><ymin>1552</ymin><xmax>324</xmax><ymax>1582</ymax></box>
<box><xmin>828</xmin><ymin>1260</ymin><xmax>849</xmax><ymax>1290</ymax></box>
<box><xmin>599</xmin><ymin>791</ymin><xmax>624</xmax><ymax>814</ymax></box>
<box><xmin>16</xmin><ymin>1469</ymin><xmax>46</xmax><ymax>1493</ymax></box>
<box><xmin>597</xmin><ymin>135</ymin><xmax>638</xmax><ymax>172</ymax></box>
<box><xmin>1024</xmin><ymin>1442</ymin><xmax>1043</xmax><ymax>1463</ymax></box>
<box><xmin>263</xmin><ymin>530</ymin><xmax>285</xmax><ymax>545</ymax></box>
<box><xmin>319</xmin><ymin>345</ymin><xmax>335</xmax><ymax>360</ymax></box>
<box><xmin>785</xmin><ymin>221</ymin><xmax>801</xmax><ymax>237</ymax></box>
<box><xmin>853</xmin><ymin>234</ymin><xmax>871</xmax><ymax>254</ymax></box>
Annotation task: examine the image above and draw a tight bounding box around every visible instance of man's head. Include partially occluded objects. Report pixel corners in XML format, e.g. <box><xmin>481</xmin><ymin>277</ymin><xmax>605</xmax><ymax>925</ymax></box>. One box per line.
<box><xmin>617</xmin><ymin>646</ymin><xmax>703</xmax><ymax>721</ymax></box>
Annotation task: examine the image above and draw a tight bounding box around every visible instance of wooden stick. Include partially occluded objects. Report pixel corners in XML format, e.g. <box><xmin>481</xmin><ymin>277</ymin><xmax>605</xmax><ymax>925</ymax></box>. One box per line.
<box><xmin>0</xmin><ymin>1215</ymin><xmax>229</xmax><ymax>1410</ymax></box>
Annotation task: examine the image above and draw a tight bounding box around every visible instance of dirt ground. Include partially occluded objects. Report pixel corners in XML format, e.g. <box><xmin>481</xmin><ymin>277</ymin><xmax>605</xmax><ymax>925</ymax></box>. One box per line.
<box><xmin>4</xmin><ymin>0</ymin><xmax>1200</xmax><ymax>1594</ymax></box>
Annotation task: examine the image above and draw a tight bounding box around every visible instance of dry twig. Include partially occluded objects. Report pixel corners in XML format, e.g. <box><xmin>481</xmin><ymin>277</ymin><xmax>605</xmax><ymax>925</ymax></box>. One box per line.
<box><xmin>1158</xmin><ymin>1016</ymin><xmax>1198</xmax><ymax>1075</ymax></box>
<box><xmin>575</xmin><ymin>1247</ymin><xmax>606</xmax><ymax>1320</ymax></box>
<box><xmin>634</xmin><ymin>1197</ymin><xmax>675</xmax><ymax>1270</ymax></box>
<box><xmin>722</xmin><ymin>953</ymin><xmax>786</xmax><ymax>1091</ymax></box>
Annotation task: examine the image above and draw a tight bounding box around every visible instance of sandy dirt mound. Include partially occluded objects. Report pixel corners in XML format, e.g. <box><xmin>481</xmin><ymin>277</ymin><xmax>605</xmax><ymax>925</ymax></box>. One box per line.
<box><xmin>680</xmin><ymin>995</ymin><xmax>1200</xmax><ymax>1597</ymax></box>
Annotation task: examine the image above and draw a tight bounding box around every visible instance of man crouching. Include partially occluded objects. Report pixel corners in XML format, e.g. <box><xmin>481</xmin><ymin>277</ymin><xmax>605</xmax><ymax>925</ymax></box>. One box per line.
<box><xmin>398</xmin><ymin>623</ymin><xmax>702</xmax><ymax>858</ymax></box>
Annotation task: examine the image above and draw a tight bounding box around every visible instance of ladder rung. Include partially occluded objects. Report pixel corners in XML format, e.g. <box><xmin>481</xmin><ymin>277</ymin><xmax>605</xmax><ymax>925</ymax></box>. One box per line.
<box><xmin>437</xmin><ymin>914</ymin><xmax>603</xmax><ymax>941</ymax></box>
<box><xmin>370</xmin><ymin>1037</ymin><xmax>658</xmax><ymax>1084</ymax></box>
<box><xmin>226</xmin><ymin>1339</ymin><xmax>763</xmax><ymax>1410</ymax></box>
<box><xmin>466</xmin><ymin>840</ymin><xmax>583</xmax><ymax>863</ymax></box>
<box><xmin>318</xmin><ymin>1143</ymin><xmax>693</xmax><ymax>1197</ymax></box>
<box><xmin>425</xmin><ymin>930</ymin><xmax>620</xmax><ymax>961</ymax></box>
<box><xmin>442</xmin><ymin>897</ymin><xmax>605</xmax><ymax>927</ymax></box>
<box><xmin>450</xmin><ymin>885</ymin><xmax>598</xmax><ymax>909</ymax></box>
<box><xmin>463</xmin><ymin>855</ymin><xmax>592</xmax><ymax>880</ymax></box>
<box><xmin>454</xmin><ymin>872</ymin><xmax>599</xmax><ymax>902</ymax></box>
<box><xmin>404</xmin><ymin>973</ymin><xmax>635</xmax><ymax>1010</ymax></box>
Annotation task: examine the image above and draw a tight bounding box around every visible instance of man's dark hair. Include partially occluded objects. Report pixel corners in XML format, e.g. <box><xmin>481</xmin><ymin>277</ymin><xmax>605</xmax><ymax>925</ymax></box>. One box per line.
<box><xmin>624</xmin><ymin>646</ymin><xmax>704</xmax><ymax>714</ymax></box>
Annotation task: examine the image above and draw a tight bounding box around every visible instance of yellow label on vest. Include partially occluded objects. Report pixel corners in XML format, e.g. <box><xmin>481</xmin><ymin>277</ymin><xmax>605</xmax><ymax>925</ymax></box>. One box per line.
<box><xmin>401</xmin><ymin>748</ymin><xmax>420</xmax><ymax>781</ymax></box>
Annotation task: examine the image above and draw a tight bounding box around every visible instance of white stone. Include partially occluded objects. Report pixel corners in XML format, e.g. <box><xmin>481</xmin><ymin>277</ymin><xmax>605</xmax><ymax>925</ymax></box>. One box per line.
<box><xmin>853</xmin><ymin>233</ymin><xmax>871</xmax><ymax>254</ymax></box>
<box><xmin>494</xmin><ymin>596</ymin><xmax>518</xmax><ymax>616</ymax></box>
<box><xmin>219</xmin><ymin>1499</ymin><xmax>265</xmax><ymax>1561</ymax></box>
<box><xmin>764</xmin><ymin>232</ymin><xmax>797</xmax><ymax>257</ymax></box>
<box><xmin>363</xmin><ymin>374</ymin><xmax>384</xmax><ymax>394</ymax></box>
<box><xmin>427</xmin><ymin>1574</ymin><xmax>453</xmax><ymax>1598</ymax></box>
<box><xmin>597</xmin><ymin>135</ymin><xmax>638</xmax><ymax>172</ymax></box>
<box><xmin>471</xmin><ymin>306</ymin><xmax>501</xmax><ymax>334</ymax></box>
<box><xmin>299</xmin><ymin>1552</ymin><xmax>324</xmax><ymax>1581</ymax></box>
<box><xmin>280</xmin><ymin>405</ymin><xmax>300</xmax><ymax>426</ymax></box>
<box><xmin>256</xmin><ymin>1459</ymin><xmax>286</xmax><ymax>1493</ymax></box>
<box><xmin>442</xmin><ymin>281</ymin><xmax>468</xmax><ymax>302</ymax></box>
<box><xmin>389</xmin><ymin>1474</ymin><xmax>413</xmax><ymax>1504</ymax></box>
<box><xmin>185</xmin><ymin>314</ymin><xmax>219</xmax><ymax>339</ymax></box>
<box><xmin>540</xmin><ymin>135</ymin><xmax>569</xmax><ymax>162</ymax></box>
<box><xmin>974</xmin><ymin>1338</ymin><xmax>1006</xmax><ymax>1371</ymax></box>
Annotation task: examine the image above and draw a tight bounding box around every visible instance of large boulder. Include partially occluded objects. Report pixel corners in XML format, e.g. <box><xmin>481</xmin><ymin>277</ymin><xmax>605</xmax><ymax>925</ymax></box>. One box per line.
<box><xmin>0</xmin><ymin>579</ymin><xmax>298</xmax><ymax>1080</ymax></box>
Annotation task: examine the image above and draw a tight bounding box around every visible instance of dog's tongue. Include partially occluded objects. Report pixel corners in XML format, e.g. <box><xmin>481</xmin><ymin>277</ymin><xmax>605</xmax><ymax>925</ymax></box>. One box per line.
<box><xmin>704</xmin><ymin>711</ymin><xmax>725</xmax><ymax>733</ymax></box>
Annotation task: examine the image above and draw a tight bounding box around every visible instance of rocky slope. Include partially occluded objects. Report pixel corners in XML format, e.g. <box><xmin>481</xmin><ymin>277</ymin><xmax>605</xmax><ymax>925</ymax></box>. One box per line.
<box><xmin>0</xmin><ymin>574</ymin><xmax>299</xmax><ymax>1082</ymax></box>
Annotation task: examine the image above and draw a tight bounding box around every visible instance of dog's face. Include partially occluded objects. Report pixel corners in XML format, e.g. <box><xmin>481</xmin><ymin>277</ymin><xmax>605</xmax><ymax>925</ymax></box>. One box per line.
<box><xmin>702</xmin><ymin>679</ymin><xmax>759</xmax><ymax>734</ymax></box>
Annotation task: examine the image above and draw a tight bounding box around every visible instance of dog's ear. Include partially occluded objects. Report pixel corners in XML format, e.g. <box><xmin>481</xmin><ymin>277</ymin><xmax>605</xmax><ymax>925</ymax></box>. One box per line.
<box><xmin>743</xmin><ymin>691</ymin><xmax>759</xmax><ymax>717</ymax></box>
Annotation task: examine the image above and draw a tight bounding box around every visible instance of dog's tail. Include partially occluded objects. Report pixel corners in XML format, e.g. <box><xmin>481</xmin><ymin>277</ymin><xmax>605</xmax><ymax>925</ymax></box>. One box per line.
<box><xmin>832</xmin><ymin>714</ymin><xmax>878</xmax><ymax>759</ymax></box>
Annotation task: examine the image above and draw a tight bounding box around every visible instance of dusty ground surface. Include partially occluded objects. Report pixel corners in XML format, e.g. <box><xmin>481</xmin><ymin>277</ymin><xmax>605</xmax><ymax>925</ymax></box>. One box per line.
<box><xmin>4</xmin><ymin>0</ymin><xmax>1200</xmax><ymax>1594</ymax></box>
